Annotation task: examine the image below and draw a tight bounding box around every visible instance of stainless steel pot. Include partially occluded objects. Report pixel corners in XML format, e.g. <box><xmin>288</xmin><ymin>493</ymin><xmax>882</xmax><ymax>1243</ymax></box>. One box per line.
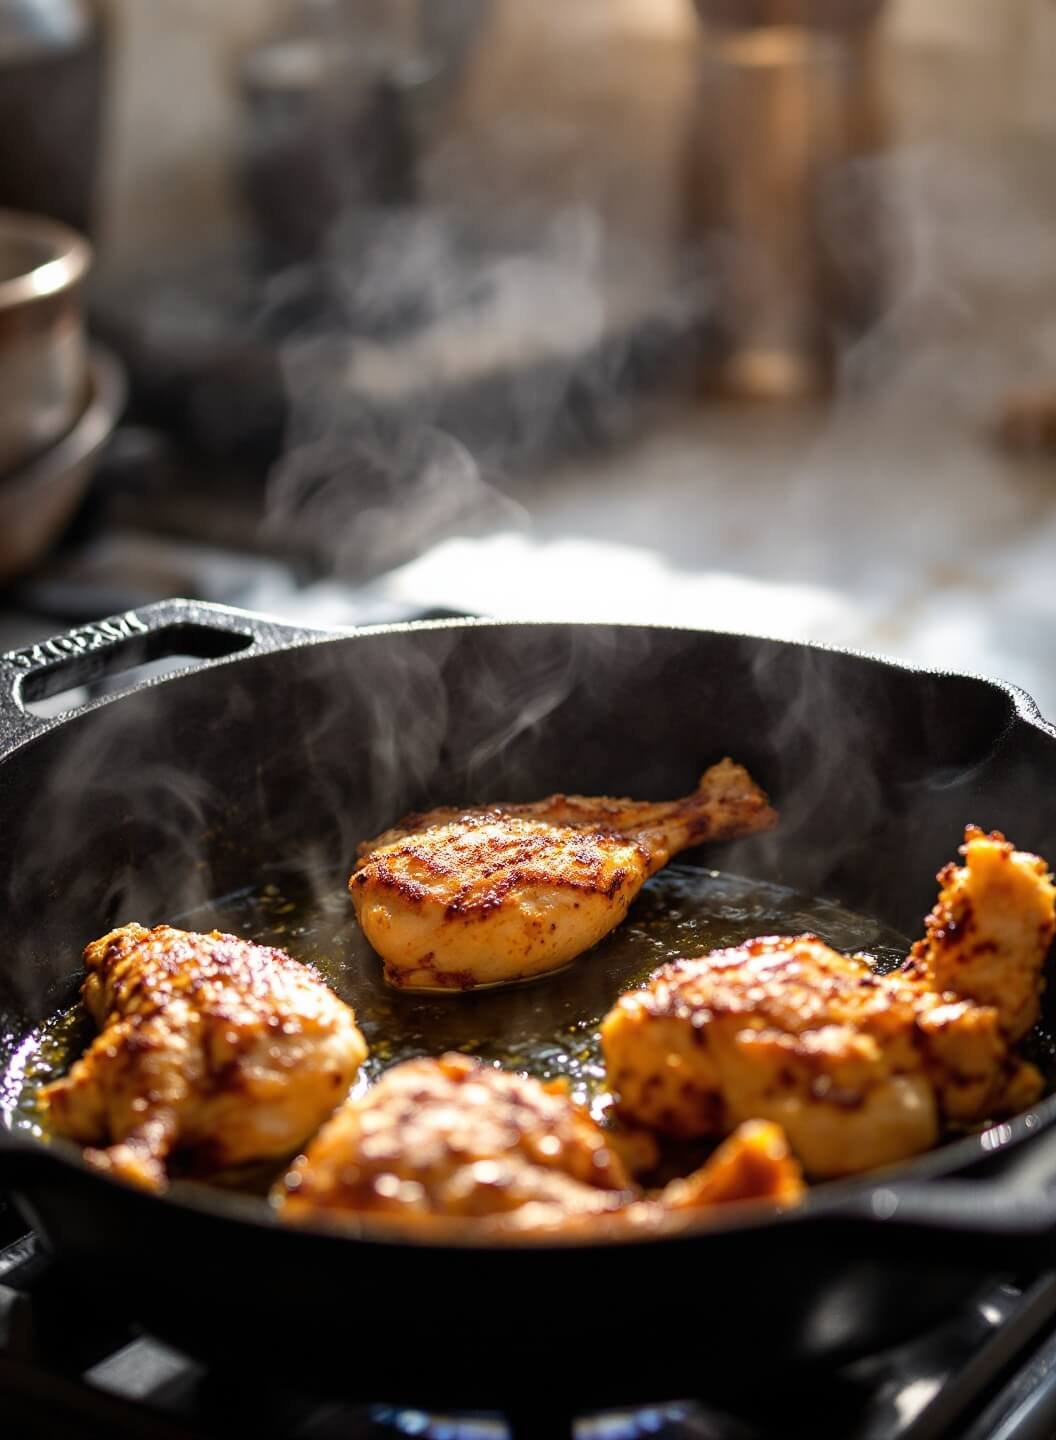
<box><xmin>0</xmin><ymin>208</ymin><xmax>91</xmax><ymax>474</ymax></box>
<box><xmin>0</xmin><ymin>343</ymin><xmax>124</xmax><ymax>583</ymax></box>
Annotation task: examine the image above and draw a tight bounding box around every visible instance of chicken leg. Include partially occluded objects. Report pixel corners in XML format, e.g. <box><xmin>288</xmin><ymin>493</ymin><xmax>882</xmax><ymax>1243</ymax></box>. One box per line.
<box><xmin>348</xmin><ymin>759</ymin><xmax>777</xmax><ymax>991</ymax></box>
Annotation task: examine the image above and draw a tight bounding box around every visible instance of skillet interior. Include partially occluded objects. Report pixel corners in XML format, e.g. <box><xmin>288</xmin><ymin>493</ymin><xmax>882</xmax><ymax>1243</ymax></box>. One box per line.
<box><xmin>2</xmin><ymin>617</ymin><xmax>1056</xmax><ymax>1395</ymax></box>
<box><xmin>2</xmin><ymin>859</ymin><xmax>916</xmax><ymax>1186</ymax></box>
<box><xmin>1</xmin><ymin>620</ymin><xmax>1052</xmax><ymax>1065</ymax></box>
<box><xmin>4</xmin><ymin>619</ymin><xmax>1056</xmax><ymax>1177</ymax></box>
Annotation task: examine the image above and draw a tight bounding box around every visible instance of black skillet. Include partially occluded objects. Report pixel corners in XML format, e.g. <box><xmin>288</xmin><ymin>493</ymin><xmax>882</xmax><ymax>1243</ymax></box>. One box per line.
<box><xmin>2</xmin><ymin>599</ymin><xmax>1056</xmax><ymax>1408</ymax></box>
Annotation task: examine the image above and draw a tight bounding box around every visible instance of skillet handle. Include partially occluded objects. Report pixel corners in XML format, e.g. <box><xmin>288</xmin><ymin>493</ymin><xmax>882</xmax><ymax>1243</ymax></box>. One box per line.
<box><xmin>0</xmin><ymin>598</ymin><xmax>335</xmax><ymax>757</ymax></box>
<box><xmin>818</xmin><ymin>1115</ymin><xmax>1056</xmax><ymax>1265</ymax></box>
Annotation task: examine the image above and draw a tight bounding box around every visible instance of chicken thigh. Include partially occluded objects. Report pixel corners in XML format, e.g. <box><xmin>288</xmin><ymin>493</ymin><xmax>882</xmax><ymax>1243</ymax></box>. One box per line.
<box><xmin>602</xmin><ymin>828</ymin><xmax>1056</xmax><ymax>1177</ymax></box>
<box><xmin>41</xmin><ymin>924</ymin><xmax>368</xmax><ymax>1191</ymax></box>
<box><xmin>349</xmin><ymin>759</ymin><xmax>777</xmax><ymax>991</ymax></box>
<box><xmin>274</xmin><ymin>1053</ymin><xmax>803</xmax><ymax>1232</ymax></box>
<box><xmin>276</xmin><ymin>1053</ymin><xmax>634</xmax><ymax>1229</ymax></box>
<box><xmin>901</xmin><ymin>825</ymin><xmax>1055</xmax><ymax>1042</ymax></box>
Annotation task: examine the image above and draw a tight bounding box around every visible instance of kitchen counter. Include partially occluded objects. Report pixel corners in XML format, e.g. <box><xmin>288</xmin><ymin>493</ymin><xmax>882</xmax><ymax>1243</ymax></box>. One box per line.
<box><xmin>7</xmin><ymin>325</ymin><xmax>1054</xmax><ymax>726</ymax></box>
<box><xmin>10</xmin><ymin>117</ymin><xmax>1056</xmax><ymax>724</ymax></box>
<box><xmin>362</xmin><ymin>382</ymin><xmax>1056</xmax><ymax>718</ymax></box>
<box><xmin>353</xmin><ymin>127</ymin><xmax>1056</xmax><ymax>719</ymax></box>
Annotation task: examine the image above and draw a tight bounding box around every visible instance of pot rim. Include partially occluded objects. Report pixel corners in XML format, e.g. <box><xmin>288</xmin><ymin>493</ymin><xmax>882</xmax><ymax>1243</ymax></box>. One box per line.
<box><xmin>0</xmin><ymin>208</ymin><xmax>92</xmax><ymax>313</ymax></box>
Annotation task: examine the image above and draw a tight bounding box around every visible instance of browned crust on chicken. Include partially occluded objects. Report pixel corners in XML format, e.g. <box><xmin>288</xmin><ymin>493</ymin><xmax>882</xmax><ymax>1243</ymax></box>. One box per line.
<box><xmin>275</xmin><ymin>1053</ymin><xmax>634</xmax><ymax>1231</ymax></box>
<box><xmin>41</xmin><ymin>924</ymin><xmax>368</xmax><ymax>1191</ymax></box>
<box><xmin>275</xmin><ymin>1055</ymin><xmax>804</xmax><ymax>1234</ymax></box>
<box><xmin>349</xmin><ymin>760</ymin><xmax>777</xmax><ymax>991</ymax></box>
<box><xmin>901</xmin><ymin>827</ymin><xmax>1056</xmax><ymax>1042</ymax></box>
<box><xmin>357</xmin><ymin>817</ymin><xmax>648</xmax><ymax>921</ymax></box>
<box><xmin>356</xmin><ymin>758</ymin><xmax>777</xmax><ymax>860</ymax></box>
<box><xmin>601</xmin><ymin>827</ymin><xmax>1055</xmax><ymax>1178</ymax></box>
<box><xmin>658</xmin><ymin>1120</ymin><xmax>806</xmax><ymax>1210</ymax></box>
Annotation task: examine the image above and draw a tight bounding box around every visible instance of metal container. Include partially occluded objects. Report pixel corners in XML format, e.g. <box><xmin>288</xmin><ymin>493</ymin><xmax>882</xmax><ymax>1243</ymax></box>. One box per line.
<box><xmin>687</xmin><ymin>0</ymin><xmax>892</xmax><ymax>397</ymax></box>
<box><xmin>0</xmin><ymin>209</ymin><xmax>91</xmax><ymax>474</ymax></box>
<box><xmin>0</xmin><ymin>344</ymin><xmax>124</xmax><ymax>583</ymax></box>
<box><xmin>238</xmin><ymin>39</ymin><xmax>419</xmax><ymax>268</ymax></box>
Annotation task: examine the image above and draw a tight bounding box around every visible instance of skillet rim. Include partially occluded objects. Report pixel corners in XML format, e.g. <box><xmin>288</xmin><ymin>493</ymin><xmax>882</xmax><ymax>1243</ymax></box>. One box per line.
<box><xmin>2</xmin><ymin>603</ymin><xmax>1054</xmax><ymax>752</ymax></box>
<box><xmin>2</xmin><ymin>604</ymin><xmax>1055</xmax><ymax>1250</ymax></box>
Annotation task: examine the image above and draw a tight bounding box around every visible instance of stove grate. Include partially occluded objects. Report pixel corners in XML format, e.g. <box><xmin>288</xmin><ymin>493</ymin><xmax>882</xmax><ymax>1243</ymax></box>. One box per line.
<box><xmin>4</xmin><ymin>1231</ymin><xmax>1056</xmax><ymax>1440</ymax></box>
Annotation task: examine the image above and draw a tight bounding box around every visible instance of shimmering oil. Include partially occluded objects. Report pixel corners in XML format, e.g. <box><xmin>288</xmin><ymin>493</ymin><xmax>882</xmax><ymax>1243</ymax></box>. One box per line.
<box><xmin>5</xmin><ymin>864</ymin><xmax>909</xmax><ymax>1147</ymax></box>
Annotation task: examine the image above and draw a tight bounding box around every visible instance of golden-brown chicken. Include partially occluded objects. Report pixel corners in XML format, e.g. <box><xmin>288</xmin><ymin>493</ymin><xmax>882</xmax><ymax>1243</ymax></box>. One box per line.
<box><xmin>657</xmin><ymin>1119</ymin><xmax>806</xmax><ymax>1211</ymax></box>
<box><xmin>274</xmin><ymin>1053</ymin><xmax>803</xmax><ymax>1232</ymax></box>
<box><xmin>349</xmin><ymin>759</ymin><xmax>777</xmax><ymax>991</ymax></box>
<box><xmin>275</xmin><ymin>1053</ymin><xmax>634</xmax><ymax>1230</ymax></box>
<box><xmin>602</xmin><ymin>828</ymin><xmax>1056</xmax><ymax>1178</ymax></box>
<box><xmin>901</xmin><ymin>826</ymin><xmax>1055</xmax><ymax>1042</ymax></box>
<box><xmin>41</xmin><ymin>924</ymin><xmax>368</xmax><ymax>1191</ymax></box>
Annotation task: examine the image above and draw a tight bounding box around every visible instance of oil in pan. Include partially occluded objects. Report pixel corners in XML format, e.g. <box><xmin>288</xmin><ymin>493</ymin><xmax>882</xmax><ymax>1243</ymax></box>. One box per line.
<box><xmin>5</xmin><ymin>864</ymin><xmax>910</xmax><ymax>1157</ymax></box>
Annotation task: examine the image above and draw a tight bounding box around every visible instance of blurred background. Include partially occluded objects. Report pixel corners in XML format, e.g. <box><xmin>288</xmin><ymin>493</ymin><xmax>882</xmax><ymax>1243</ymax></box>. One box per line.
<box><xmin>4</xmin><ymin>0</ymin><xmax>1056</xmax><ymax>709</ymax></box>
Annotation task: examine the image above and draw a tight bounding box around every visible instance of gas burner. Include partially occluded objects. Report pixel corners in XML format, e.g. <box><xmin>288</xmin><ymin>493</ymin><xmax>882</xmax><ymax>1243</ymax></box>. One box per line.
<box><xmin>371</xmin><ymin>1403</ymin><xmax>695</xmax><ymax>1440</ymax></box>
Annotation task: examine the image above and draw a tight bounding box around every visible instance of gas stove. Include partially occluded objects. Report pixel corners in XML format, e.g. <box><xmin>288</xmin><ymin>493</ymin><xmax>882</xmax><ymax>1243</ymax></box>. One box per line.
<box><xmin>5</xmin><ymin>465</ymin><xmax>1056</xmax><ymax>1440</ymax></box>
<box><xmin>6</xmin><ymin>554</ymin><xmax>1056</xmax><ymax>1440</ymax></box>
<box><xmin>3</xmin><ymin>1223</ymin><xmax>1056</xmax><ymax>1440</ymax></box>
<box><xmin>5</xmin><ymin>294</ymin><xmax>1056</xmax><ymax>1440</ymax></box>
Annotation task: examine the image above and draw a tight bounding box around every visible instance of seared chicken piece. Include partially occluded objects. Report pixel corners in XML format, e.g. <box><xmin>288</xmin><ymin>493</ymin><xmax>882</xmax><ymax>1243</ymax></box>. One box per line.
<box><xmin>41</xmin><ymin>924</ymin><xmax>367</xmax><ymax>1192</ymax></box>
<box><xmin>276</xmin><ymin>1053</ymin><xmax>634</xmax><ymax>1230</ymax></box>
<box><xmin>349</xmin><ymin>759</ymin><xmax>777</xmax><ymax>990</ymax></box>
<box><xmin>602</xmin><ymin>829</ymin><xmax>1055</xmax><ymax>1178</ymax></box>
<box><xmin>275</xmin><ymin>1054</ymin><xmax>804</xmax><ymax>1232</ymax></box>
<box><xmin>658</xmin><ymin>1119</ymin><xmax>806</xmax><ymax>1211</ymax></box>
<box><xmin>901</xmin><ymin>826</ymin><xmax>1055</xmax><ymax>1042</ymax></box>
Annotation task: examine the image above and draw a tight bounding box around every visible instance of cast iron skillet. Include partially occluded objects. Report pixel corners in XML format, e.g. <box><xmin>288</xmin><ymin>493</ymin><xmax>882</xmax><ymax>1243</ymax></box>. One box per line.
<box><xmin>2</xmin><ymin>599</ymin><xmax>1056</xmax><ymax>1407</ymax></box>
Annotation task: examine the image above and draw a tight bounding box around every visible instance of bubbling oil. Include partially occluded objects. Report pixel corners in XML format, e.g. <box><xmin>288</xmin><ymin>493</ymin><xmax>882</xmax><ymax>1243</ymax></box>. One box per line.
<box><xmin>5</xmin><ymin>864</ymin><xmax>909</xmax><ymax>1146</ymax></box>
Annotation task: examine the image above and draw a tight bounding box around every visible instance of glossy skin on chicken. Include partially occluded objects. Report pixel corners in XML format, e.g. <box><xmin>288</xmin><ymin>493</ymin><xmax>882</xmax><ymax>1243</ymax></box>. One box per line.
<box><xmin>349</xmin><ymin>759</ymin><xmax>778</xmax><ymax>991</ymax></box>
<box><xmin>901</xmin><ymin>825</ymin><xmax>1055</xmax><ymax>1042</ymax></box>
<box><xmin>41</xmin><ymin>924</ymin><xmax>368</xmax><ymax>1191</ymax></box>
<box><xmin>656</xmin><ymin>1118</ymin><xmax>805</xmax><ymax>1212</ymax></box>
<box><xmin>601</xmin><ymin>829</ymin><xmax>1056</xmax><ymax>1178</ymax></box>
<box><xmin>275</xmin><ymin>1054</ymin><xmax>804</xmax><ymax>1233</ymax></box>
<box><xmin>276</xmin><ymin>1053</ymin><xmax>635</xmax><ymax>1231</ymax></box>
